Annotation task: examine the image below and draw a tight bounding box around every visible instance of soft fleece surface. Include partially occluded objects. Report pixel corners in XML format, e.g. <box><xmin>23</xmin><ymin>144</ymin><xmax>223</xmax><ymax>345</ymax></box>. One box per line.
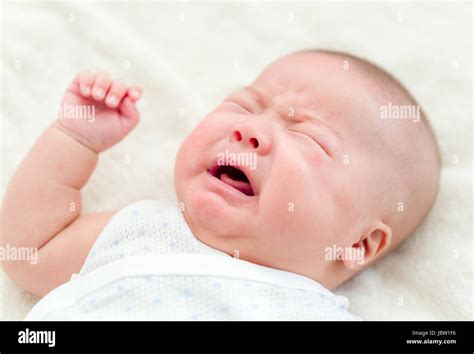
<box><xmin>1</xmin><ymin>1</ymin><xmax>472</xmax><ymax>320</ymax></box>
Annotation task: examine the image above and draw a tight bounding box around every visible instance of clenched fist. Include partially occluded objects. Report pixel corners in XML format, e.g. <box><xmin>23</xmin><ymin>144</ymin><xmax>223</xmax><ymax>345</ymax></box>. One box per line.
<box><xmin>56</xmin><ymin>70</ymin><xmax>142</xmax><ymax>152</ymax></box>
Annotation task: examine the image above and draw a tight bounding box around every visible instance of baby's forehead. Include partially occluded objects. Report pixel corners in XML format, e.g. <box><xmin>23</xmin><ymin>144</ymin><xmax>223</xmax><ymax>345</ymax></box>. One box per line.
<box><xmin>255</xmin><ymin>52</ymin><xmax>374</xmax><ymax>102</ymax></box>
<box><xmin>252</xmin><ymin>52</ymin><xmax>379</xmax><ymax>128</ymax></box>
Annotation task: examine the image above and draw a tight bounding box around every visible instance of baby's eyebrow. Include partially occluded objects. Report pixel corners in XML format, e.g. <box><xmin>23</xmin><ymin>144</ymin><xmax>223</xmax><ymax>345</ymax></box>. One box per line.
<box><xmin>242</xmin><ymin>86</ymin><xmax>267</xmax><ymax>107</ymax></box>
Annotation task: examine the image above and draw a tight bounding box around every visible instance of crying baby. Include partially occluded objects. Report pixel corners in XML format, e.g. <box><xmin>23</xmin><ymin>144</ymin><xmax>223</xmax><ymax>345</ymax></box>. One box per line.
<box><xmin>1</xmin><ymin>49</ymin><xmax>440</xmax><ymax>320</ymax></box>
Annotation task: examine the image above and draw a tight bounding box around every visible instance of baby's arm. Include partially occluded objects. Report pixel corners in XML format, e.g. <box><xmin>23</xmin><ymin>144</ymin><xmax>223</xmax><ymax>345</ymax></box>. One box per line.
<box><xmin>1</xmin><ymin>71</ymin><xmax>142</xmax><ymax>297</ymax></box>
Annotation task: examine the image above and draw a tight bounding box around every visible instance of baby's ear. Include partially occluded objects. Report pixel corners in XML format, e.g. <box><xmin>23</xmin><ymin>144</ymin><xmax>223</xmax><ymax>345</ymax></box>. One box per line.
<box><xmin>343</xmin><ymin>221</ymin><xmax>392</xmax><ymax>270</ymax></box>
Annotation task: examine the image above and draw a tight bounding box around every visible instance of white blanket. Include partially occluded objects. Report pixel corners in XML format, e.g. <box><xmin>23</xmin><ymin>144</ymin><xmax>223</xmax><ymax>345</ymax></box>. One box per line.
<box><xmin>1</xmin><ymin>1</ymin><xmax>472</xmax><ymax>320</ymax></box>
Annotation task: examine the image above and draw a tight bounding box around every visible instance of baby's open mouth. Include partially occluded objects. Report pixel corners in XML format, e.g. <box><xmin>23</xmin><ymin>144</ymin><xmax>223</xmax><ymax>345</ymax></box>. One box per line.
<box><xmin>209</xmin><ymin>165</ymin><xmax>254</xmax><ymax>196</ymax></box>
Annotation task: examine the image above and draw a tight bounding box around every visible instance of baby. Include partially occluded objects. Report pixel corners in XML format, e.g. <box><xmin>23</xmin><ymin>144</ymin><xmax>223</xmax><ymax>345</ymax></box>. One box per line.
<box><xmin>1</xmin><ymin>50</ymin><xmax>440</xmax><ymax>320</ymax></box>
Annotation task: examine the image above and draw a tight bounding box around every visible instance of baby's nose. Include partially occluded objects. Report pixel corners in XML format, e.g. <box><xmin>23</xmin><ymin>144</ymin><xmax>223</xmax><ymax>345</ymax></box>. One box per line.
<box><xmin>230</xmin><ymin>122</ymin><xmax>271</xmax><ymax>154</ymax></box>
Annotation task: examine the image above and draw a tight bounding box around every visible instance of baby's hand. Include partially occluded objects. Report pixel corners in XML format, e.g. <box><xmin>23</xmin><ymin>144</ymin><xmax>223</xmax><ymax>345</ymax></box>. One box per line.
<box><xmin>56</xmin><ymin>71</ymin><xmax>142</xmax><ymax>152</ymax></box>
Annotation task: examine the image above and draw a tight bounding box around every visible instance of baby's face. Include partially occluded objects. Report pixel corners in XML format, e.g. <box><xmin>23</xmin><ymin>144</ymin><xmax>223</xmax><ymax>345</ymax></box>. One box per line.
<box><xmin>175</xmin><ymin>52</ymin><xmax>381</xmax><ymax>285</ymax></box>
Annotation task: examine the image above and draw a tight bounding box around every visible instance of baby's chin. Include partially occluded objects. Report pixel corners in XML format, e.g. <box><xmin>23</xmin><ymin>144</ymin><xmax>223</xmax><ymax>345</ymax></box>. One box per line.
<box><xmin>178</xmin><ymin>181</ymin><xmax>248</xmax><ymax>238</ymax></box>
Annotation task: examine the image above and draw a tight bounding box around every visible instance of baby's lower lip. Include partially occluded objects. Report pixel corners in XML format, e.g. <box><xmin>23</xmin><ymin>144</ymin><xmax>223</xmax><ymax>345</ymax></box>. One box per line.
<box><xmin>207</xmin><ymin>164</ymin><xmax>255</xmax><ymax>197</ymax></box>
<box><xmin>219</xmin><ymin>173</ymin><xmax>254</xmax><ymax>196</ymax></box>
<box><xmin>205</xmin><ymin>170</ymin><xmax>256</xmax><ymax>201</ymax></box>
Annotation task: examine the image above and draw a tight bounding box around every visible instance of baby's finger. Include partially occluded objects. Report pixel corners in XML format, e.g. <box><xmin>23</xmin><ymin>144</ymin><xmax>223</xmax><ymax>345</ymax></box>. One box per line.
<box><xmin>127</xmin><ymin>86</ymin><xmax>142</xmax><ymax>102</ymax></box>
<box><xmin>91</xmin><ymin>71</ymin><xmax>112</xmax><ymax>100</ymax></box>
<box><xmin>105</xmin><ymin>80</ymin><xmax>127</xmax><ymax>108</ymax></box>
<box><xmin>77</xmin><ymin>70</ymin><xmax>95</xmax><ymax>97</ymax></box>
<box><xmin>119</xmin><ymin>96</ymin><xmax>140</xmax><ymax>126</ymax></box>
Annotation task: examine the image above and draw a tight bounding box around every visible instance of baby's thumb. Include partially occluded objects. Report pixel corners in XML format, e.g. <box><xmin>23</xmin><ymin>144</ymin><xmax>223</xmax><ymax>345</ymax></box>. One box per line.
<box><xmin>119</xmin><ymin>97</ymin><xmax>140</xmax><ymax>131</ymax></box>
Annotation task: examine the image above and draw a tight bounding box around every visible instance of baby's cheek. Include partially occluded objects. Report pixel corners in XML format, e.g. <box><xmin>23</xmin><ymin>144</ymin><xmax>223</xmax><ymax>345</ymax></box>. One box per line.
<box><xmin>267</xmin><ymin>179</ymin><xmax>326</xmax><ymax>234</ymax></box>
<box><xmin>259</xmin><ymin>186</ymin><xmax>302</xmax><ymax>235</ymax></box>
<box><xmin>259</xmin><ymin>161</ymin><xmax>311</xmax><ymax>217</ymax></box>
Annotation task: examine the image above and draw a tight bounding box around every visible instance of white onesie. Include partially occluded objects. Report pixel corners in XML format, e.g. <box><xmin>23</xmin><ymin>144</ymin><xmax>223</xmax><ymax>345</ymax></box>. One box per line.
<box><xmin>25</xmin><ymin>199</ymin><xmax>361</xmax><ymax>321</ymax></box>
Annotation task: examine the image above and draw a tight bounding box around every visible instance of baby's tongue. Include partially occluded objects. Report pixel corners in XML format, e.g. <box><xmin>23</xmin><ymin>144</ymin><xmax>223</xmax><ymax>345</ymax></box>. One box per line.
<box><xmin>220</xmin><ymin>173</ymin><xmax>253</xmax><ymax>196</ymax></box>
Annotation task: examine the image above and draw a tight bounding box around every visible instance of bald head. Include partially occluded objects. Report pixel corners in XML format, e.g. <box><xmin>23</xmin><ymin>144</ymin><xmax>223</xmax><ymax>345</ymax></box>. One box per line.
<box><xmin>304</xmin><ymin>49</ymin><xmax>441</xmax><ymax>251</ymax></box>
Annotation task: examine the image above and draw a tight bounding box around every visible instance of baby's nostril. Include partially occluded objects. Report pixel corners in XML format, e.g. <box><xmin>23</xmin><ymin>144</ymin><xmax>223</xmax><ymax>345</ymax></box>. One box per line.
<box><xmin>249</xmin><ymin>137</ymin><xmax>259</xmax><ymax>148</ymax></box>
<box><xmin>234</xmin><ymin>130</ymin><xmax>242</xmax><ymax>141</ymax></box>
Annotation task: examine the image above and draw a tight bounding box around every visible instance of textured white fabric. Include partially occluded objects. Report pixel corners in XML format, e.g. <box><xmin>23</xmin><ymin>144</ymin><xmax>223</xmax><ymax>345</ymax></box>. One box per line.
<box><xmin>25</xmin><ymin>200</ymin><xmax>360</xmax><ymax>321</ymax></box>
<box><xmin>79</xmin><ymin>199</ymin><xmax>226</xmax><ymax>275</ymax></box>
